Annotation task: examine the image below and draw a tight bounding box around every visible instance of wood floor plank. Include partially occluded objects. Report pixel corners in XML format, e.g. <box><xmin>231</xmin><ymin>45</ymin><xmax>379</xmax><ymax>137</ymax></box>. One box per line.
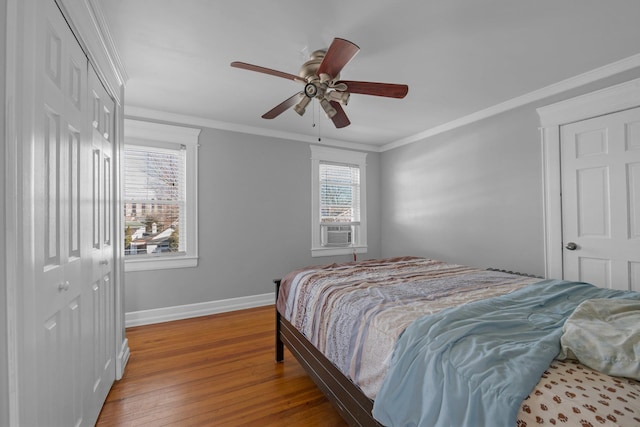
<box><xmin>96</xmin><ymin>305</ymin><xmax>348</xmax><ymax>426</ymax></box>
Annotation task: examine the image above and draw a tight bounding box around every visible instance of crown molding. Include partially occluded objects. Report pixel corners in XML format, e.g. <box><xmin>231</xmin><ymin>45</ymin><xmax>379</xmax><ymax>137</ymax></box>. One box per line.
<box><xmin>381</xmin><ymin>52</ymin><xmax>640</xmax><ymax>152</ymax></box>
<box><xmin>537</xmin><ymin>77</ymin><xmax>640</xmax><ymax>126</ymax></box>
<box><xmin>124</xmin><ymin>106</ymin><xmax>381</xmax><ymax>153</ymax></box>
<box><xmin>124</xmin><ymin>118</ymin><xmax>201</xmax><ymax>144</ymax></box>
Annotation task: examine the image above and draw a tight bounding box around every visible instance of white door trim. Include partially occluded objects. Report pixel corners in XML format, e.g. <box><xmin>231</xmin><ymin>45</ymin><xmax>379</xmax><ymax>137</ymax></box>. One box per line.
<box><xmin>5</xmin><ymin>1</ymin><xmax>40</xmax><ymax>423</ymax></box>
<box><xmin>536</xmin><ymin>78</ymin><xmax>640</xmax><ymax>279</ymax></box>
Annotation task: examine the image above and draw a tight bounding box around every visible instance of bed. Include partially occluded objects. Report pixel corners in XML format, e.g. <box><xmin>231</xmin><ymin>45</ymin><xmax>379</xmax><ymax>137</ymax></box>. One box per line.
<box><xmin>274</xmin><ymin>257</ymin><xmax>640</xmax><ymax>427</ymax></box>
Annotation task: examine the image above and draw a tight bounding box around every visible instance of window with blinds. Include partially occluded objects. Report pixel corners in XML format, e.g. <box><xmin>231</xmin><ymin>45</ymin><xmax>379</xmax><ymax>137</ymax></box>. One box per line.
<box><xmin>310</xmin><ymin>145</ymin><xmax>367</xmax><ymax>256</ymax></box>
<box><xmin>123</xmin><ymin>144</ymin><xmax>186</xmax><ymax>256</ymax></box>
<box><xmin>319</xmin><ymin>162</ymin><xmax>360</xmax><ymax>247</ymax></box>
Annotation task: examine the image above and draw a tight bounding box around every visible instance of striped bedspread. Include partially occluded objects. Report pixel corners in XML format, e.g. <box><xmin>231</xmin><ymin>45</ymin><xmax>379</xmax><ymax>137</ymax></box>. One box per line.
<box><xmin>276</xmin><ymin>257</ymin><xmax>539</xmax><ymax>398</ymax></box>
<box><xmin>277</xmin><ymin>257</ymin><xmax>640</xmax><ymax>426</ymax></box>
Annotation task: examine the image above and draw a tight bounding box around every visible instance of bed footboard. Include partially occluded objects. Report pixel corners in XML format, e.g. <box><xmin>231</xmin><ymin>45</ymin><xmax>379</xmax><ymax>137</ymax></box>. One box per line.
<box><xmin>274</xmin><ymin>279</ymin><xmax>383</xmax><ymax>427</ymax></box>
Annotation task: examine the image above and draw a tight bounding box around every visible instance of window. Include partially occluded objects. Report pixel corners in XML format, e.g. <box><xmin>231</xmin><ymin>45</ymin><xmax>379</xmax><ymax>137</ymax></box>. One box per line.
<box><xmin>123</xmin><ymin>119</ymin><xmax>200</xmax><ymax>271</ymax></box>
<box><xmin>311</xmin><ymin>145</ymin><xmax>367</xmax><ymax>257</ymax></box>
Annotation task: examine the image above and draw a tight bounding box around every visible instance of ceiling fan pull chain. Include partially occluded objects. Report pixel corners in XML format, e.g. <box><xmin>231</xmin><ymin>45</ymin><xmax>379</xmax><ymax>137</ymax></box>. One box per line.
<box><xmin>317</xmin><ymin>101</ymin><xmax>322</xmax><ymax>142</ymax></box>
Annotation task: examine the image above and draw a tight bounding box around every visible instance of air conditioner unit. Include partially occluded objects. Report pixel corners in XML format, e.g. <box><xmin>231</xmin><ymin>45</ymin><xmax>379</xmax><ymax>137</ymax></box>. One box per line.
<box><xmin>322</xmin><ymin>225</ymin><xmax>353</xmax><ymax>247</ymax></box>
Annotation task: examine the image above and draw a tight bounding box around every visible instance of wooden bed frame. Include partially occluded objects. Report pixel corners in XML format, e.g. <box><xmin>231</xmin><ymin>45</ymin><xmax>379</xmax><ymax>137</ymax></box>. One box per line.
<box><xmin>274</xmin><ymin>279</ymin><xmax>383</xmax><ymax>427</ymax></box>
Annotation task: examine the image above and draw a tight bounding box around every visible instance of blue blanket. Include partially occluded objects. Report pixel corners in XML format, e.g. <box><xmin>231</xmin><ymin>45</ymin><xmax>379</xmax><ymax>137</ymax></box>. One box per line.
<box><xmin>372</xmin><ymin>280</ymin><xmax>640</xmax><ymax>427</ymax></box>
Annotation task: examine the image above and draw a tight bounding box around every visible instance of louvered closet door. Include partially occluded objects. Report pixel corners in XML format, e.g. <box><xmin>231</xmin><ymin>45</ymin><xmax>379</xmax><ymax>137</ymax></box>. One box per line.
<box><xmin>86</xmin><ymin>65</ymin><xmax>116</xmax><ymax>418</ymax></box>
<box><xmin>561</xmin><ymin>106</ymin><xmax>640</xmax><ymax>291</ymax></box>
<box><xmin>34</xmin><ymin>0</ymin><xmax>89</xmax><ymax>425</ymax></box>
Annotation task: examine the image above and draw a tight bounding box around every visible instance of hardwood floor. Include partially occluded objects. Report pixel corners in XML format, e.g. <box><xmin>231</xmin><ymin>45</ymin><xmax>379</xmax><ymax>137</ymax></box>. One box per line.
<box><xmin>96</xmin><ymin>305</ymin><xmax>348</xmax><ymax>426</ymax></box>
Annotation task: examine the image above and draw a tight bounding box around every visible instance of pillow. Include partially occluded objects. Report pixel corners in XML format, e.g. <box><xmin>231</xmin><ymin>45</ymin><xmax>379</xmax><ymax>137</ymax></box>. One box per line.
<box><xmin>558</xmin><ymin>298</ymin><xmax>640</xmax><ymax>380</ymax></box>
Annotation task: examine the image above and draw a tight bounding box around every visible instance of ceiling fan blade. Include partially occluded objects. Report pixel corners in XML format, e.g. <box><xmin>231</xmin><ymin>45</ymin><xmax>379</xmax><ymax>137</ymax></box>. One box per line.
<box><xmin>317</xmin><ymin>38</ymin><xmax>360</xmax><ymax>78</ymax></box>
<box><xmin>262</xmin><ymin>92</ymin><xmax>303</xmax><ymax>119</ymax></box>
<box><xmin>231</xmin><ymin>61</ymin><xmax>305</xmax><ymax>82</ymax></box>
<box><xmin>329</xmin><ymin>101</ymin><xmax>351</xmax><ymax>128</ymax></box>
<box><xmin>337</xmin><ymin>80</ymin><xmax>409</xmax><ymax>98</ymax></box>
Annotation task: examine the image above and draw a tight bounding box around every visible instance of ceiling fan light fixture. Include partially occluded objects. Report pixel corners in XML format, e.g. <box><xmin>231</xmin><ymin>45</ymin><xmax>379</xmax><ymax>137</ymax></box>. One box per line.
<box><xmin>294</xmin><ymin>96</ymin><xmax>311</xmax><ymax>116</ymax></box>
<box><xmin>327</xmin><ymin>90</ymin><xmax>350</xmax><ymax>105</ymax></box>
<box><xmin>319</xmin><ymin>98</ymin><xmax>337</xmax><ymax>118</ymax></box>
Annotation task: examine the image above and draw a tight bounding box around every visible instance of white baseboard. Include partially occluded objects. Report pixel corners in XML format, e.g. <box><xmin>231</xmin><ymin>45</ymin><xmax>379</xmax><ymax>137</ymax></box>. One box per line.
<box><xmin>116</xmin><ymin>338</ymin><xmax>130</xmax><ymax>380</ymax></box>
<box><xmin>125</xmin><ymin>292</ymin><xmax>276</xmax><ymax>327</ymax></box>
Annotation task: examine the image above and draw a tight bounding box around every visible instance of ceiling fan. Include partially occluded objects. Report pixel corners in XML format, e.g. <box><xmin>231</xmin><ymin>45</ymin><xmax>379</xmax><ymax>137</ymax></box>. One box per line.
<box><xmin>231</xmin><ymin>38</ymin><xmax>409</xmax><ymax>129</ymax></box>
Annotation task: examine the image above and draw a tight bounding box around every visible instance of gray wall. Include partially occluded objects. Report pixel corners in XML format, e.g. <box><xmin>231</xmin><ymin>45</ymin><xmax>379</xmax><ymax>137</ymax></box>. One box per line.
<box><xmin>381</xmin><ymin>105</ymin><xmax>545</xmax><ymax>275</ymax></box>
<box><xmin>1</xmin><ymin>0</ymin><xmax>9</xmax><ymax>423</ymax></box>
<box><xmin>380</xmin><ymin>69</ymin><xmax>640</xmax><ymax>277</ymax></box>
<box><xmin>124</xmin><ymin>127</ymin><xmax>381</xmax><ymax>312</ymax></box>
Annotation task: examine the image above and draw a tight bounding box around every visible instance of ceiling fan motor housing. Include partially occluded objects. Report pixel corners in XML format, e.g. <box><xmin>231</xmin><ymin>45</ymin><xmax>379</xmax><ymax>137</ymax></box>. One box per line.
<box><xmin>299</xmin><ymin>50</ymin><xmax>325</xmax><ymax>80</ymax></box>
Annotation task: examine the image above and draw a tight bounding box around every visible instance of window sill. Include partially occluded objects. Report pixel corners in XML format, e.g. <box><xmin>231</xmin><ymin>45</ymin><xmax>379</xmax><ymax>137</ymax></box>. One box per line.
<box><xmin>311</xmin><ymin>246</ymin><xmax>368</xmax><ymax>258</ymax></box>
<box><xmin>125</xmin><ymin>255</ymin><xmax>198</xmax><ymax>272</ymax></box>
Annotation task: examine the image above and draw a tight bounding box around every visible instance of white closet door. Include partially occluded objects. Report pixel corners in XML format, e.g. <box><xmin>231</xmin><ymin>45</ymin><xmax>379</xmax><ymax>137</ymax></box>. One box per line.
<box><xmin>34</xmin><ymin>0</ymin><xmax>89</xmax><ymax>425</ymax></box>
<box><xmin>561</xmin><ymin>106</ymin><xmax>640</xmax><ymax>291</ymax></box>
<box><xmin>31</xmin><ymin>1</ymin><xmax>116</xmax><ymax>425</ymax></box>
<box><xmin>86</xmin><ymin>65</ymin><xmax>116</xmax><ymax>418</ymax></box>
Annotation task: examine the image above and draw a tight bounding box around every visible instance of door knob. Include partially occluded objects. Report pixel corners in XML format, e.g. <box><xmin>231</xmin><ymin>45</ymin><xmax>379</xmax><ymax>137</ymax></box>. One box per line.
<box><xmin>58</xmin><ymin>281</ymin><xmax>70</xmax><ymax>292</ymax></box>
<box><xmin>565</xmin><ymin>242</ymin><xmax>578</xmax><ymax>251</ymax></box>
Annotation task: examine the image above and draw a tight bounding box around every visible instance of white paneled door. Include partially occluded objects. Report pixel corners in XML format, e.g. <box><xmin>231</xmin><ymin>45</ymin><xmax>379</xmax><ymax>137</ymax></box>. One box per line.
<box><xmin>32</xmin><ymin>1</ymin><xmax>115</xmax><ymax>425</ymax></box>
<box><xmin>35</xmin><ymin>1</ymin><xmax>89</xmax><ymax>425</ymax></box>
<box><xmin>561</xmin><ymin>106</ymin><xmax>640</xmax><ymax>291</ymax></box>
<box><xmin>87</xmin><ymin>65</ymin><xmax>116</xmax><ymax>418</ymax></box>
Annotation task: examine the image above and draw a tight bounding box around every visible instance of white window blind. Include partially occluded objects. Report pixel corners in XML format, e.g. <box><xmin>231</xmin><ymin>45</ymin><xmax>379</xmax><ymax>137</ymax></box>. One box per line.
<box><xmin>319</xmin><ymin>161</ymin><xmax>360</xmax><ymax>224</ymax></box>
<box><xmin>124</xmin><ymin>144</ymin><xmax>186</xmax><ymax>256</ymax></box>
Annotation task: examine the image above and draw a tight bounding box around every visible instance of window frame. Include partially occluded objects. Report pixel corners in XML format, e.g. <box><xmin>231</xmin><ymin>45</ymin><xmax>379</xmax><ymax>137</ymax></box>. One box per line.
<box><xmin>123</xmin><ymin>119</ymin><xmax>200</xmax><ymax>272</ymax></box>
<box><xmin>310</xmin><ymin>145</ymin><xmax>367</xmax><ymax>257</ymax></box>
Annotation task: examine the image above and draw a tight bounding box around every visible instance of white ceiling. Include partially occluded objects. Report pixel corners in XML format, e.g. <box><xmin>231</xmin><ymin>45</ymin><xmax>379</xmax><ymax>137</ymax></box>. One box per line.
<box><xmin>97</xmin><ymin>0</ymin><xmax>640</xmax><ymax>148</ymax></box>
